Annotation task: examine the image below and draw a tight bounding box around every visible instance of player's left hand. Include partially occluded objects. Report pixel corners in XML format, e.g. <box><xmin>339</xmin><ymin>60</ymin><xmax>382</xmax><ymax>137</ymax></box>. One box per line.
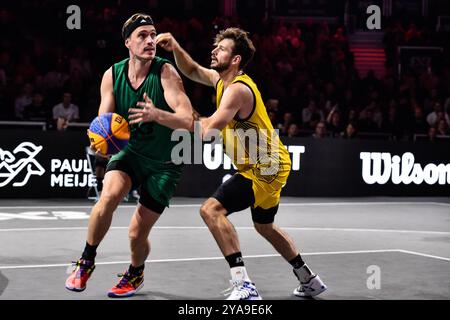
<box><xmin>129</xmin><ymin>92</ymin><xmax>158</xmax><ymax>124</ymax></box>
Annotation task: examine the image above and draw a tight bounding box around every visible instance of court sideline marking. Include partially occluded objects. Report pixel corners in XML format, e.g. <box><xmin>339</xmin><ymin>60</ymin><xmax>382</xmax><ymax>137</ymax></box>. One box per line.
<box><xmin>0</xmin><ymin>249</ymin><xmax>448</xmax><ymax>270</ymax></box>
<box><xmin>1</xmin><ymin>226</ymin><xmax>449</xmax><ymax>236</ymax></box>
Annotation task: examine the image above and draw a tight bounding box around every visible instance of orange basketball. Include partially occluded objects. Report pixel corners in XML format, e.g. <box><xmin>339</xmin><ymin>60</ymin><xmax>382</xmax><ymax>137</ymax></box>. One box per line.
<box><xmin>87</xmin><ymin>113</ymin><xmax>130</xmax><ymax>155</ymax></box>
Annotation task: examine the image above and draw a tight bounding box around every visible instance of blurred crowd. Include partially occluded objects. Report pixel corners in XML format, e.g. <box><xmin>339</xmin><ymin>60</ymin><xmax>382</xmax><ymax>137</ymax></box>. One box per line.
<box><xmin>0</xmin><ymin>1</ymin><xmax>449</xmax><ymax>141</ymax></box>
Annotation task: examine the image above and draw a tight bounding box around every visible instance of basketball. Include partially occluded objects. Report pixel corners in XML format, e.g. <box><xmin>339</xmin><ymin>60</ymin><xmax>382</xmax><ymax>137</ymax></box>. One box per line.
<box><xmin>87</xmin><ymin>112</ymin><xmax>130</xmax><ymax>156</ymax></box>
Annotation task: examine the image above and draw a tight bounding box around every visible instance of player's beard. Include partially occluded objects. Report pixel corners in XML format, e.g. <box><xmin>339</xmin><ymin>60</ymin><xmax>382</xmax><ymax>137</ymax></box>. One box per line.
<box><xmin>211</xmin><ymin>59</ymin><xmax>231</xmax><ymax>73</ymax></box>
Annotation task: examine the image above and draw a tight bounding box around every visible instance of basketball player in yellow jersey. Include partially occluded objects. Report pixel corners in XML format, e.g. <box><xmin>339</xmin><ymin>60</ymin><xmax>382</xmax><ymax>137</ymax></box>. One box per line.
<box><xmin>147</xmin><ymin>28</ymin><xmax>327</xmax><ymax>300</ymax></box>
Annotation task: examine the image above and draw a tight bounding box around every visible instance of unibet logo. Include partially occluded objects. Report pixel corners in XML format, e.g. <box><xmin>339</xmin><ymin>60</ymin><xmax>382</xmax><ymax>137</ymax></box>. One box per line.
<box><xmin>360</xmin><ymin>152</ymin><xmax>450</xmax><ymax>185</ymax></box>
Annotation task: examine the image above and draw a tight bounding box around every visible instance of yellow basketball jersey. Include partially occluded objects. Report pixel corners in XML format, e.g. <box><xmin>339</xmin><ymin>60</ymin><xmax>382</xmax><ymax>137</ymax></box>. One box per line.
<box><xmin>216</xmin><ymin>74</ymin><xmax>291</xmax><ymax>206</ymax></box>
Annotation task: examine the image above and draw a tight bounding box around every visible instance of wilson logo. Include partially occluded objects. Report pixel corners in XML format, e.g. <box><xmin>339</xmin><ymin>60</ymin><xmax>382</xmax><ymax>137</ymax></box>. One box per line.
<box><xmin>0</xmin><ymin>142</ymin><xmax>45</xmax><ymax>187</ymax></box>
<box><xmin>360</xmin><ymin>152</ymin><xmax>450</xmax><ymax>185</ymax></box>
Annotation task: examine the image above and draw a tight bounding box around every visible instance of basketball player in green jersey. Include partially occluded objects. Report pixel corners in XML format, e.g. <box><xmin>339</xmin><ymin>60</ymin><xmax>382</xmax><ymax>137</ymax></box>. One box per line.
<box><xmin>65</xmin><ymin>13</ymin><xmax>194</xmax><ymax>298</ymax></box>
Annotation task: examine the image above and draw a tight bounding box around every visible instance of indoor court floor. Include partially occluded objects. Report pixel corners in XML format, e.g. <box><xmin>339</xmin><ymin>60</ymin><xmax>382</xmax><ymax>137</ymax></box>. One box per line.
<box><xmin>0</xmin><ymin>197</ymin><xmax>449</xmax><ymax>300</ymax></box>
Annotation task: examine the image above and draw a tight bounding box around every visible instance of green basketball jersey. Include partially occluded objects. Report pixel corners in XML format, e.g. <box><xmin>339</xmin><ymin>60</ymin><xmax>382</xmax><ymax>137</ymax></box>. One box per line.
<box><xmin>112</xmin><ymin>57</ymin><xmax>176</xmax><ymax>162</ymax></box>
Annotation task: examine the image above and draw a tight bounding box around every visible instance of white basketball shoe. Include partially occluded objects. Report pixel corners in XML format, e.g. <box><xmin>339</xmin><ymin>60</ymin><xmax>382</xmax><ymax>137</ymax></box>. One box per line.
<box><xmin>293</xmin><ymin>272</ymin><xmax>327</xmax><ymax>297</ymax></box>
<box><xmin>222</xmin><ymin>280</ymin><xmax>262</xmax><ymax>300</ymax></box>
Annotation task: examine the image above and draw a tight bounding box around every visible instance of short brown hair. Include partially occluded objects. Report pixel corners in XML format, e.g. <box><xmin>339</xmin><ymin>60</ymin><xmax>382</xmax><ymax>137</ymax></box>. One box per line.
<box><xmin>214</xmin><ymin>28</ymin><xmax>256</xmax><ymax>69</ymax></box>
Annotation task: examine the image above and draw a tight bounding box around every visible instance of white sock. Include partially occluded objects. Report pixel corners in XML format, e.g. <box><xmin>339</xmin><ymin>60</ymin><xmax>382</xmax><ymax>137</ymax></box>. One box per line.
<box><xmin>230</xmin><ymin>266</ymin><xmax>251</xmax><ymax>282</ymax></box>
<box><xmin>294</xmin><ymin>264</ymin><xmax>315</xmax><ymax>283</ymax></box>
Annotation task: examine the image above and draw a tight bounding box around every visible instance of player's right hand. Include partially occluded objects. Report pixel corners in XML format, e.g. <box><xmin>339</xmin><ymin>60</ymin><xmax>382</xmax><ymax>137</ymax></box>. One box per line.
<box><xmin>156</xmin><ymin>33</ymin><xmax>179</xmax><ymax>52</ymax></box>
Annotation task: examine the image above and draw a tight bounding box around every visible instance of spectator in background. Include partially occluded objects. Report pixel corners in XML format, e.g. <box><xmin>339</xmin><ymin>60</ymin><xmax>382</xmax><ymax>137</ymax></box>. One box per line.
<box><xmin>381</xmin><ymin>105</ymin><xmax>402</xmax><ymax>140</ymax></box>
<box><xmin>361</xmin><ymin>99</ymin><xmax>383</xmax><ymax>128</ymax></box>
<box><xmin>287</xmin><ymin>123</ymin><xmax>300</xmax><ymax>138</ymax></box>
<box><xmin>436</xmin><ymin>119</ymin><xmax>449</xmax><ymax>136</ymax></box>
<box><xmin>266</xmin><ymin>99</ymin><xmax>284</xmax><ymax>131</ymax></box>
<box><xmin>427</xmin><ymin>126</ymin><xmax>437</xmax><ymax>142</ymax></box>
<box><xmin>426</xmin><ymin>102</ymin><xmax>449</xmax><ymax>127</ymax></box>
<box><xmin>268</xmin><ymin>110</ymin><xmax>281</xmax><ymax>130</ymax></box>
<box><xmin>326</xmin><ymin>107</ymin><xmax>343</xmax><ymax>137</ymax></box>
<box><xmin>23</xmin><ymin>92</ymin><xmax>50</xmax><ymax>123</ymax></box>
<box><xmin>52</xmin><ymin>92</ymin><xmax>79</xmax><ymax>131</ymax></box>
<box><xmin>423</xmin><ymin>88</ymin><xmax>441</xmax><ymax>113</ymax></box>
<box><xmin>14</xmin><ymin>83</ymin><xmax>34</xmax><ymax>120</ymax></box>
<box><xmin>345</xmin><ymin>108</ymin><xmax>359</xmax><ymax>124</ymax></box>
<box><xmin>341</xmin><ymin>122</ymin><xmax>358</xmax><ymax>139</ymax></box>
<box><xmin>280</xmin><ymin>112</ymin><xmax>295</xmax><ymax>136</ymax></box>
<box><xmin>408</xmin><ymin>106</ymin><xmax>429</xmax><ymax>136</ymax></box>
<box><xmin>312</xmin><ymin>121</ymin><xmax>327</xmax><ymax>139</ymax></box>
<box><xmin>302</xmin><ymin>99</ymin><xmax>324</xmax><ymax>129</ymax></box>
<box><xmin>309</xmin><ymin>113</ymin><xmax>323</xmax><ymax>132</ymax></box>
<box><xmin>266</xmin><ymin>98</ymin><xmax>280</xmax><ymax>114</ymax></box>
<box><xmin>358</xmin><ymin>108</ymin><xmax>379</xmax><ymax>133</ymax></box>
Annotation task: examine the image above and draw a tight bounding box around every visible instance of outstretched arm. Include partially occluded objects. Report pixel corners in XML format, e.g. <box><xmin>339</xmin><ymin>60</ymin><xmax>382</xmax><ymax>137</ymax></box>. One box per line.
<box><xmin>128</xmin><ymin>63</ymin><xmax>194</xmax><ymax>130</ymax></box>
<box><xmin>156</xmin><ymin>33</ymin><xmax>220</xmax><ymax>87</ymax></box>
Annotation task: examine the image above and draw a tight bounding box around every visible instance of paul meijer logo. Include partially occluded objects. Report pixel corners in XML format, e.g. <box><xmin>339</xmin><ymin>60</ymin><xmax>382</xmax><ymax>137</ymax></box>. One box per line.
<box><xmin>0</xmin><ymin>142</ymin><xmax>45</xmax><ymax>187</ymax></box>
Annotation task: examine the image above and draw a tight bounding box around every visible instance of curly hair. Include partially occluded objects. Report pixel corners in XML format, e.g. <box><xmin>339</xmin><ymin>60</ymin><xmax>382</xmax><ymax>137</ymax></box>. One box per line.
<box><xmin>214</xmin><ymin>27</ymin><xmax>256</xmax><ymax>69</ymax></box>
